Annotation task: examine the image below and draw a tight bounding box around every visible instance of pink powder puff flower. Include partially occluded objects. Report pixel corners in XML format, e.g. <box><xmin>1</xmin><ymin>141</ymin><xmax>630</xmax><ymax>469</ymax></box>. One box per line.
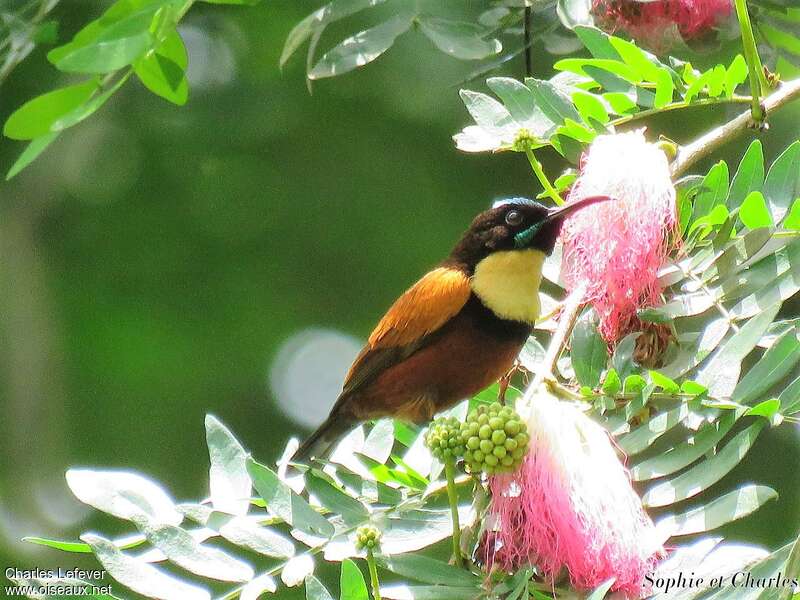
<box><xmin>560</xmin><ymin>130</ymin><xmax>677</xmax><ymax>345</ymax></box>
<box><xmin>592</xmin><ymin>0</ymin><xmax>733</xmax><ymax>50</ymax></box>
<box><xmin>485</xmin><ymin>389</ymin><xmax>663</xmax><ymax>597</ymax></box>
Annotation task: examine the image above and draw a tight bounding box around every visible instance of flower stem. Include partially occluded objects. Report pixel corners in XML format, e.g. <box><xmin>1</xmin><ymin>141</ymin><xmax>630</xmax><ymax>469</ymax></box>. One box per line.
<box><xmin>779</xmin><ymin>530</ymin><xmax>800</xmax><ymax>600</ymax></box>
<box><xmin>366</xmin><ymin>548</ymin><xmax>382</xmax><ymax>600</ymax></box>
<box><xmin>444</xmin><ymin>459</ymin><xmax>463</xmax><ymax>567</ymax></box>
<box><xmin>733</xmin><ymin>0</ymin><xmax>769</xmax><ymax>123</ymax></box>
<box><xmin>525</xmin><ymin>148</ymin><xmax>563</xmax><ymax>206</ymax></box>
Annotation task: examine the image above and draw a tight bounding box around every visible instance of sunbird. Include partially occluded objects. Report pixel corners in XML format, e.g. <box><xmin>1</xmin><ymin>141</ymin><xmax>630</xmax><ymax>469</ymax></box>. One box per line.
<box><xmin>293</xmin><ymin>196</ymin><xmax>610</xmax><ymax>461</ymax></box>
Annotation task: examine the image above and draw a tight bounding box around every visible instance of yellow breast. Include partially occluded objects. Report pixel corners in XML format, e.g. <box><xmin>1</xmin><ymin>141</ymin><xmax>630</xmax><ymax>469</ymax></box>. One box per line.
<box><xmin>470</xmin><ymin>249</ymin><xmax>545</xmax><ymax>325</ymax></box>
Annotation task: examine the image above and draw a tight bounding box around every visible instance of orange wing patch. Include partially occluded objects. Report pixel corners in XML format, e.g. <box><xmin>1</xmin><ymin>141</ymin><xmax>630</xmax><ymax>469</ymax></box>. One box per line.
<box><xmin>368</xmin><ymin>267</ymin><xmax>471</xmax><ymax>349</ymax></box>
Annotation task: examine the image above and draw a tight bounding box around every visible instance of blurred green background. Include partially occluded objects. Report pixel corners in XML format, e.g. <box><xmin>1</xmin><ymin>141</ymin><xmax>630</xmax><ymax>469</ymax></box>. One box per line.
<box><xmin>0</xmin><ymin>0</ymin><xmax>799</xmax><ymax>584</ymax></box>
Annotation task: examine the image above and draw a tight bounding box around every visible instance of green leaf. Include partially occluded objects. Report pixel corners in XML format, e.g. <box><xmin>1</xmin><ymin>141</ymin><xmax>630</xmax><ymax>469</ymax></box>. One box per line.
<box><xmin>135</xmin><ymin>518</ymin><xmax>254</xmax><ymax>582</ymax></box>
<box><xmin>4</xmin><ymin>79</ymin><xmax>99</xmax><ymax>140</ymax></box>
<box><xmin>655</xmin><ymin>485</ymin><xmax>777</xmax><ymax>537</ymax></box>
<box><xmin>763</xmin><ymin>141</ymin><xmax>800</xmax><ymax>223</ymax></box>
<box><xmin>725</xmin><ymin>54</ymin><xmax>748</xmax><ymax>97</ymax></box>
<box><xmin>571</xmin><ymin>311</ymin><xmax>608</xmax><ymax>388</ymax></box>
<box><xmin>603</xmin><ymin>91</ymin><xmax>637</xmax><ymax>114</ymax></box>
<box><xmin>201</xmin><ymin>0</ymin><xmax>261</xmax><ymax>4</ymax></box>
<box><xmin>779</xmin><ymin>375</ymin><xmax>800</xmax><ymax>415</ymax></box>
<box><xmin>696</xmin><ymin>302</ymin><xmax>782</xmax><ymax>398</ymax></box>
<box><xmin>586</xmin><ymin>578</ymin><xmax>616</xmax><ymax>600</ymax></box>
<box><xmin>732</xmin><ymin>327</ymin><xmax>800</xmax><ymax>404</ymax></box>
<box><xmin>556</xmin><ymin>58</ymin><xmax>639</xmax><ymax>84</ymax></box>
<box><xmin>135</xmin><ymin>28</ymin><xmax>188</xmax><ymax>105</ymax></box>
<box><xmin>283</xmin><ymin>555</ymin><xmax>316</xmax><ymax>587</ymax></box>
<box><xmin>81</xmin><ymin>533</ymin><xmax>211</xmax><ymax>600</ymax></box>
<box><xmin>631</xmin><ymin>410</ymin><xmax>741</xmax><ymax>481</ymax></box>
<box><xmin>575</xmin><ymin>26</ymin><xmax>619</xmax><ymax>60</ymax></box>
<box><xmin>309</xmin><ymin>14</ymin><xmax>412</xmax><ymax>80</ymax></box>
<box><xmin>602</xmin><ymin>369</ymin><xmax>621</xmax><ymax>395</ymax></box>
<box><xmin>340</xmin><ymin>560</ymin><xmax>369</xmax><ymax>600</ymax></box>
<box><xmin>417</xmin><ymin>18</ymin><xmax>500</xmax><ymax>60</ymax></box>
<box><xmin>728</xmin><ymin>140</ymin><xmax>765</xmax><ymax>210</ymax></box>
<box><xmin>305</xmin><ymin>471</ymin><xmax>369</xmax><ymax>525</ymax></box>
<box><xmin>65</xmin><ymin>468</ymin><xmax>182</xmax><ymax>525</ymax></box>
<box><xmin>784</xmin><ymin>199</ymin><xmax>800</xmax><ymax>230</ymax></box>
<box><xmin>241</xmin><ymin>573</ymin><xmax>277</xmax><ymax>600</ymax></box>
<box><xmin>728</xmin><ymin>241</ymin><xmax>800</xmax><ymax>319</ymax></box>
<box><xmin>525</xmin><ymin>78</ymin><xmax>582</xmax><ymax>126</ymax></box>
<box><xmin>378</xmin><ymin>555</ymin><xmax>480</xmax><ymax>587</ymax></box>
<box><xmin>54</xmin><ymin>74</ymin><xmax>130</xmax><ymax>132</ymax></box>
<box><xmin>739</xmin><ymin>191</ymin><xmax>775</xmax><ymax>229</ymax></box>
<box><xmin>280</xmin><ymin>0</ymin><xmax>390</xmax><ymax>68</ymax></box>
<box><xmin>687</xmin><ymin>204</ymin><xmax>729</xmax><ymax>240</ymax></box>
<box><xmin>612</xmin><ymin>333</ymin><xmax>637</xmax><ymax>380</ymax></box>
<box><xmin>486</xmin><ymin>77</ymin><xmax>536</xmax><ymax>123</ymax></box>
<box><xmin>305</xmin><ymin>575</ymin><xmax>335</xmax><ymax>600</ymax></box>
<box><xmin>179</xmin><ymin>503</ymin><xmax>295</xmax><ymax>558</ymax></box>
<box><xmin>49</xmin><ymin>4</ymin><xmax>162</xmax><ymax>73</ymax></box>
<box><xmin>6</xmin><ymin>131</ymin><xmax>61</xmax><ymax>180</ymax></box>
<box><xmin>247</xmin><ymin>458</ymin><xmax>335</xmax><ymax>539</ymax></box>
<box><xmin>379</xmin><ymin>585</ymin><xmax>482</xmax><ymax>600</ymax></box>
<box><xmin>618</xmin><ymin>402</ymin><xmax>690</xmax><ymax>455</ymax></box>
<box><xmin>205</xmin><ymin>415</ymin><xmax>251</xmax><ymax>517</ymax></box>
<box><xmin>573</xmin><ymin>91</ymin><xmax>610</xmax><ymax>125</ymax></box>
<box><xmin>693</xmin><ymin>161</ymin><xmax>729</xmax><ymax>221</ymax></box>
<box><xmin>699</xmin><ymin>542</ymin><xmax>793</xmax><ymax>600</ymax></box>
<box><xmin>378</xmin><ymin>509</ymin><xmax>462</xmax><ymax>554</ymax></box>
<box><xmin>459</xmin><ymin>89</ymin><xmax>515</xmax><ymax>133</ymax></box>
<box><xmin>638</xmin><ymin>292</ymin><xmax>715</xmax><ymax>324</ymax></box>
<box><xmin>23</xmin><ymin>534</ymin><xmax>146</xmax><ymax>554</ymax></box>
<box><xmin>642</xmin><ymin>421</ymin><xmax>765</xmax><ymax>508</ymax></box>
<box><xmin>649</xmin><ymin>370</ymin><xmax>680</xmax><ymax>393</ymax></box>
<box><xmin>747</xmin><ymin>398</ymin><xmax>781</xmax><ymax>419</ymax></box>
<box><xmin>486</xmin><ymin>77</ymin><xmax>555</xmax><ymax>138</ymax></box>
<box><xmin>654</xmin><ymin>68</ymin><xmax>675</xmax><ymax>108</ymax></box>
<box><xmin>363</xmin><ymin>418</ymin><xmax>395</xmax><ymax>463</ymax></box>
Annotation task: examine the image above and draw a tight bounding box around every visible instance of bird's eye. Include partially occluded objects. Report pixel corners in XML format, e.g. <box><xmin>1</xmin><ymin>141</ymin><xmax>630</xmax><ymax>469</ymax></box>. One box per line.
<box><xmin>505</xmin><ymin>210</ymin><xmax>524</xmax><ymax>226</ymax></box>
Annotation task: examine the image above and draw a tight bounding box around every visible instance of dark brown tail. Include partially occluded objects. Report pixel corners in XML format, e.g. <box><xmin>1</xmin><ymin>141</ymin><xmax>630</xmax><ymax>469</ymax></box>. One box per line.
<box><xmin>292</xmin><ymin>413</ymin><xmax>357</xmax><ymax>464</ymax></box>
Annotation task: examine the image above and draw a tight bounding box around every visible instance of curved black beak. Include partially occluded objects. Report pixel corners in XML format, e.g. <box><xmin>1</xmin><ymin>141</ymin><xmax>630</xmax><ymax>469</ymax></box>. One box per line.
<box><xmin>545</xmin><ymin>195</ymin><xmax>613</xmax><ymax>223</ymax></box>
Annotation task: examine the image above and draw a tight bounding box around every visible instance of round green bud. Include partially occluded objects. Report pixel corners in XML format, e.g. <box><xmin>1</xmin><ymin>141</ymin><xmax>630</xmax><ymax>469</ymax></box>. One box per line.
<box><xmin>355</xmin><ymin>525</ymin><xmax>382</xmax><ymax>551</ymax></box>
<box><xmin>491</xmin><ymin>430</ymin><xmax>506</xmax><ymax>445</ymax></box>
<box><xmin>425</xmin><ymin>416</ymin><xmax>465</xmax><ymax>461</ymax></box>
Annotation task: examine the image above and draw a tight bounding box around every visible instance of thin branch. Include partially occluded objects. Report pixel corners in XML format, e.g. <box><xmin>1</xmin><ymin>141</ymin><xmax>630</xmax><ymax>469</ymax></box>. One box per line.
<box><xmin>519</xmin><ymin>284</ymin><xmax>587</xmax><ymax>415</ymax></box>
<box><xmin>523</xmin><ymin>5</ymin><xmax>532</xmax><ymax>77</ymax></box>
<box><xmin>671</xmin><ymin>78</ymin><xmax>800</xmax><ymax>178</ymax></box>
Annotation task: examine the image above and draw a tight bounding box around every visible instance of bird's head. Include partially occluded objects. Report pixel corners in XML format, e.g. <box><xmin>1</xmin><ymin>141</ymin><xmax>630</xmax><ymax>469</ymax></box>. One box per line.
<box><xmin>445</xmin><ymin>196</ymin><xmax>612</xmax><ymax>324</ymax></box>
<box><xmin>447</xmin><ymin>196</ymin><xmax>612</xmax><ymax>273</ymax></box>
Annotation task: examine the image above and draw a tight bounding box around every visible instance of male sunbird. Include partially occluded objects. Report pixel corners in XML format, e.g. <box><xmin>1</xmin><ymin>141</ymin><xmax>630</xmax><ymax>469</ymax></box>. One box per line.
<box><xmin>294</xmin><ymin>196</ymin><xmax>610</xmax><ymax>461</ymax></box>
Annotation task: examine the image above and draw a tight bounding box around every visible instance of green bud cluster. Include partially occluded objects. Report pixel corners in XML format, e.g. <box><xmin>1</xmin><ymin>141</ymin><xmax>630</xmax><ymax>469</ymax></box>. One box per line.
<box><xmin>512</xmin><ymin>127</ymin><xmax>536</xmax><ymax>152</ymax></box>
<box><xmin>355</xmin><ymin>524</ymin><xmax>381</xmax><ymax>551</ymax></box>
<box><xmin>424</xmin><ymin>416</ymin><xmax>465</xmax><ymax>461</ymax></box>
<box><xmin>461</xmin><ymin>403</ymin><xmax>529</xmax><ymax>475</ymax></box>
